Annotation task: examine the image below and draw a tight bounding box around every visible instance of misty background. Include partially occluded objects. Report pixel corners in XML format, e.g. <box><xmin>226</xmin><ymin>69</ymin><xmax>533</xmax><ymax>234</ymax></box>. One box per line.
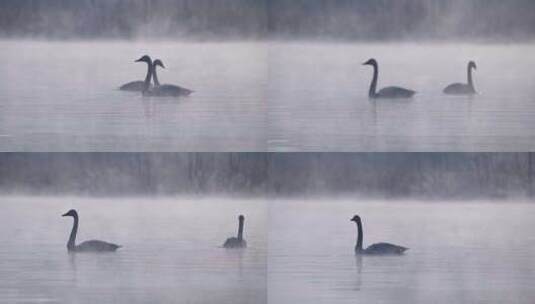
<box><xmin>1</xmin><ymin>0</ymin><xmax>534</xmax><ymax>41</ymax></box>
<box><xmin>0</xmin><ymin>153</ymin><xmax>533</xmax><ymax>199</ymax></box>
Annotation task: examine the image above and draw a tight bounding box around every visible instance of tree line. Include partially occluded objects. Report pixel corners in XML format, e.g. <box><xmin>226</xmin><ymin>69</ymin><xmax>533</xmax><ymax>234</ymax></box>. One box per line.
<box><xmin>1</xmin><ymin>0</ymin><xmax>534</xmax><ymax>40</ymax></box>
<box><xmin>0</xmin><ymin>153</ymin><xmax>533</xmax><ymax>199</ymax></box>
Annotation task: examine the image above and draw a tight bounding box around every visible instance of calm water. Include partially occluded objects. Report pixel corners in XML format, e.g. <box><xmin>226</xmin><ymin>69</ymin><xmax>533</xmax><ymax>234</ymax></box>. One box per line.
<box><xmin>267</xmin><ymin>42</ymin><xmax>535</xmax><ymax>151</ymax></box>
<box><xmin>0</xmin><ymin>197</ymin><xmax>266</xmax><ymax>303</ymax></box>
<box><xmin>2</xmin><ymin>41</ymin><xmax>535</xmax><ymax>152</ymax></box>
<box><xmin>2</xmin><ymin>196</ymin><xmax>534</xmax><ymax>303</ymax></box>
<box><xmin>0</xmin><ymin>40</ymin><xmax>267</xmax><ymax>151</ymax></box>
<box><xmin>268</xmin><ymin>200</ymin><xmax>535</xmax><ymax>304</ymax></box>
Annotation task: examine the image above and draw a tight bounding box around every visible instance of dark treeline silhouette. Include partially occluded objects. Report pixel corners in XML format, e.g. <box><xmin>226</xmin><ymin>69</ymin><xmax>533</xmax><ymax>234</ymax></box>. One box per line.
<box><xmin>0</xmin><ymin>0</ymin><xmax>534</xmax><ymax>40</ymax></box>
<box><xmin>0</xmin><ymin>0</ymin><xmax>267</xmax><ymax>39</ymax></box>
<box><xmin>0</xmin><ymin>153</ymin><xmax>533</xmax><ymax>199</ymax></box>
<box><xmin>268</xmin><ymin>153</ymin><xmax>534</xmax><ymax>198</ymax></box>
<box><xmin>268</xmin><ymin>0</ymin><xmax>535</xmax><ymax>41</ymax></box>
<box><xmin>0</xmin><ymin>153</ymin><xmax>268</xmax><ymax>196</ymax></box>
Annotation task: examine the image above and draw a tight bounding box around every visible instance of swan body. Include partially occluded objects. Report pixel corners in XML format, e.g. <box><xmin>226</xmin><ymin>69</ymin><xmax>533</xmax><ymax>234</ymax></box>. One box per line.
<box><xmin>351</xmin><ymin>215</ymin><xmax>407</xmax><ymax>255</ymax></box>
<box><xmin>443</xmin><ymin>83</ymin><xmax>474</xmax><ymax>95</ymax></box>
<box><xmin>375</xmin><ymin>86</ymin><xmax>415</xmax><ymax>98</ymax></box>
<box><xmin>363</xmin><ymin>58</ymin><xmax>415</xmax><ymax>99</ymax></box>
<box><xmin>62</xmin><ymin>209</ymin><xmax>121</xmax><ymax>253</ymax></box>
<box><xmin>119</xmin><ymin>81</ymin><xmax>147</xmax><ymax>91</ymax></box>
<box><xmin>148</xmin><ymin>59</ymin><xmax>193</xmax><ymax>97</ymax></box>
<box><xmin>223</xmin><ymin>237</ymin><xmax>247</xmax><ymax>248</ymax></box>
<box><xmin>151</xmin><ymin>84</ymin><xmax>193</xmax><ymax>97</ymax></box>
<box><xmin>360</xmin><ymin>242</ymin><xmax>408</xmax><ymax>255</ymax></box>
<box><xmin>223</xmin><ymin>215</ymin><xmax>247</xmax><ymax>248</ymax></box>
<box><xmin>74</xmin><ymin>240</ymin><xmax>121</xmax><ymax>252</ymax></box>
<box><xmin>443</xmin><ymin>61</ymin><xmax>477</xmax><ymax>95</ymax></box>
<box><xmin>119</xmin><ymin>55</ymin><xmax>154</xmax><ymax>92</ymax></box>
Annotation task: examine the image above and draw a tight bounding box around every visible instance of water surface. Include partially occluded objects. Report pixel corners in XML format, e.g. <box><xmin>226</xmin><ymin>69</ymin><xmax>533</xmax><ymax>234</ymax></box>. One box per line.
<box><xmin>2</xmin><ymin>41</ymin><xmax>535</xmax><ymax>151</ymax></box>
<box><xmin>0</xmin><ymin>40</ymin><xmax>267</xmax><ymax>151</ymax></box>
<box><xmin>0</xmin><ymin>196</ymin><xmax>266</xmax><ymax>303</ymax></box>
<box><xmin>268</xmin><ymin>199</ymin><xmax>535</xmax><ymax>303</ymax></box>
<box><xmin>267</xmin><ymin>42</ymin><xmax>535</xmax><ymax>151</ymax></box>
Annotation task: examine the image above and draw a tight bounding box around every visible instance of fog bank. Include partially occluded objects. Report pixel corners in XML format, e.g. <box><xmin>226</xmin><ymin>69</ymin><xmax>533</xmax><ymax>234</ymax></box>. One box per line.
<box><xmin>1</xmin><ymin>0</ymin><xmax>534</xmax><ymax>41</ymax></box>
<box><xmin>0</xmin><ymin>153</ymin><xmax>533</xmax><ymax>199</ymax></box>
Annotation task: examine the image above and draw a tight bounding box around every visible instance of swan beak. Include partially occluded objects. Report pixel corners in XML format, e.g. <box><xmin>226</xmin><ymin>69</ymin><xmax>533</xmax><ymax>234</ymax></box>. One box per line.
<box><xmin>61</xmin><ymin>212</ymin><xmax>69</xmax><ymax>217</ymax></box>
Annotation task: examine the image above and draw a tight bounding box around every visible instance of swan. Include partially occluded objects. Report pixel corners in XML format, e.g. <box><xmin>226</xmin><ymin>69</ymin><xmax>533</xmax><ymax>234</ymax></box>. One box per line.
<box><xmin>62</xmin><ymin>209</ymin><xmax>121</xmax><ymax>252</ymax></box>
<box><xmin>363</xmin><ymin>58</ymin><xmax>416</xmax><ymax>99</ymax></box>
<box><xmin>223</xmin><ymin>215</ymin><xmax>247</xmax><ymax>248</ymax></box>
<box><xmin>443</xmin><ymin>61</ymin><xmax>477</xmax><ymax>95</ymax></box>
<box><xmin>149</xmin><ymin>59</ymin><xmax>193</xmax><ymax>97</ymax></box>
<box><xmin>351</xmin><ymin>215</ymin><xmax>407</xmax><ymax>255</ymax></box>
<box><xmin>119</xmin><ymin>55</ymin><xmax>153</xmax><ymax>91</ymax></box>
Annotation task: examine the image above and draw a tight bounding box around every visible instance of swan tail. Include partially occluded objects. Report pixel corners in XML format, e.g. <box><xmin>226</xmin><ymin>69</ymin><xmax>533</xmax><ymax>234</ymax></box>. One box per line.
<box><xmin>395</xmin><ymin>246</ymin><xmax>409</xmax><ymax>254</ymax></box>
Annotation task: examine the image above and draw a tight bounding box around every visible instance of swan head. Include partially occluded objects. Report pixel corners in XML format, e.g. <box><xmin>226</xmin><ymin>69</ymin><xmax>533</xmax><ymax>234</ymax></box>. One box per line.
<box><xmin>153</xmin><ymin>59</ymin><xmax>165</xmax><ymax>69</ymax></box>
<box><xmin>135</xmin><ymin>55</ymin><xmax>152</xmax><ymax>64</ymax></box>
<box><xmin>239</xmin><ymin>215</ymin><xmax>245</xmax><ymax>222</ymax></box>
<box><xmin>62</xmin><ymin>209</ymin><xmax>78</xmax><ymax>217</ymax></box>
<box><xmin>350</xmin><ymin>215</ymin><xmax>361</xmax><ymax>223</ymax></box>
<box><xmin>469</xmin><ymin>61</ymin><xmax>477</xmax><ymax>70</ymax></box>
<box><xmin>363</xmin><ymin>58</ymin><xmax>377</xmax><ymax>67</ymax></box>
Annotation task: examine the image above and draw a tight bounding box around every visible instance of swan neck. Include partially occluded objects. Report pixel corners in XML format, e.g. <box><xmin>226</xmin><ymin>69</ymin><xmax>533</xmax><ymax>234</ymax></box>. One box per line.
<box><xmin>68</xmin><ymin>215</ymin><xmax>78</xmax><ymax>250</ymax></box>
<box><xmin>153</xmin><ymin>66</ymin><xmax>160</xmax><ymax>86</ymax></box>
<box><xmin>355</xmin><ymin>221</ymin><xmax>363</xmax><ymax>252</ymax></box>
<box><xmin>143</xmin><ymin>60</ymin><xmax>153</xmax><ymax>92</ymax></box>
<box><xmin>237</xmin><ymin>219</ymin><xmax>244</xmax><ymax>241</ymax></box>
<box><xmin>369</xmin><ymin>64</ymin><xmax>378</xmax><ymax>98</ymax></box>
<box><xmin>467</xmin><ymin>65</ymin><xmax>474</xmax><ymax>90</ymax></box>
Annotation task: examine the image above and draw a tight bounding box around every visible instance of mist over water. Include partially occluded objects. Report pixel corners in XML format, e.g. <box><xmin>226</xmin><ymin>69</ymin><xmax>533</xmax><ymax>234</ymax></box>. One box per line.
<box><xmin>0</xmin><ymin>40</ymin><xmax>267</xmax><ymax>151</ymax></box>
<box><xmin>1</xmin><ymin>1</ymin><xmax>535</xmax><ymax>151</ymax></box>
<box><xmin>2</xmin><ymin>0</ymin><xmax>535</xmax><ymax>303</ymax></box>
<box><xmin>1</xmin><ymin>40</ymin><xmax>535</xmax><ymax>151</ymax></box>
<box><xmin>269</xmin><ymin>199</ymin><xmax>535</xmax><ymax>304</ymax></box>
<box><xmin>2</xmin><ymin>195</ymin><xmax>534</xmax><ymax>303</ymax></box>
<box><xmin>0</xmin><ymin>152</ymin><xmax>534</xmax><ymax>303</ymax></box>
<box><xmin>267</xmin><ymin>42</ymin><xmax>535</xmax><ymax>151</ymax></box>
<box><xmin>0</xmin><ymin>196</ymin><xmax>267</xmax><ymax>304</ymax></box>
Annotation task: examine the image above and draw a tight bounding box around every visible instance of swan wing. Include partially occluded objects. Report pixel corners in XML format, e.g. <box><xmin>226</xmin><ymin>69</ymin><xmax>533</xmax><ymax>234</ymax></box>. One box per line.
<box><xmin>377</xmin><ymin>86</ymin><xmax>415</xmax><ymax>98</ymax></box>
<box><xmin>364</xmin><ymin>242</ymin><xmax>408</xmax><ymax>255</ymax></box>
<box><xmin>76</xmin><ymin>240</ymin><xmax>121</xmax><ymax>252</ymax></box>
<box><xmin>154</xmin><ymin>84</ymin><xmax>193</xmax><ymax>97</ymax></box>
<box><xmin>443</xmin><ymin>83</ymin><xmax>475</xmax><ymax>95</ymax></box>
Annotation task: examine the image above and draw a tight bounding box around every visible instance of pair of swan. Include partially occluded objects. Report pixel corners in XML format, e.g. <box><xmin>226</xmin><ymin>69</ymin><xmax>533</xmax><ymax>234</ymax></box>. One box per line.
<box><xmin>363</xmin><ymin>58</ymin><xmax>477</xmax><ymax>98</ymax></box>
<box><xmin>62</xmin><ymin>209</ymin><xmax>246</xmax><ymax>252</ymax></box>
<box><xmin>120</xmin><ymin>55</ymin><xmax>193</xmax><ymax>97</ymax></box>
<box><xmin>223</xmin><ymin>214</ymin><xmax>404</xmax><ymax>254</ymax></box>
